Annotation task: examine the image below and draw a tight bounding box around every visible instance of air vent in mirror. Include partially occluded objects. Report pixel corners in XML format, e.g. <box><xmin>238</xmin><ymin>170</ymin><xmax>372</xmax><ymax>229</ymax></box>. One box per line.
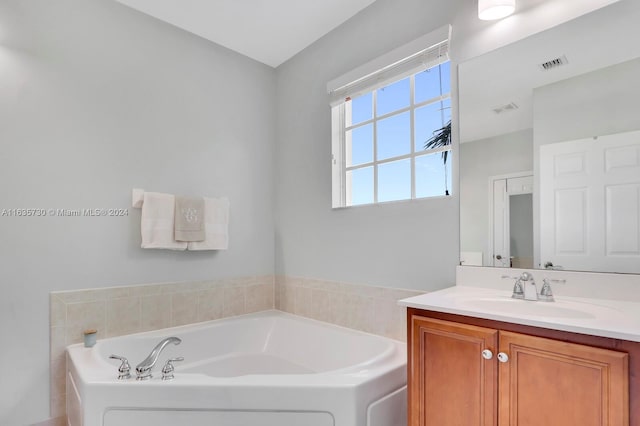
<box><xmin>539</xmin><ymin>55</ymin><xmax>568</xmax><ymax>70</ymax></box>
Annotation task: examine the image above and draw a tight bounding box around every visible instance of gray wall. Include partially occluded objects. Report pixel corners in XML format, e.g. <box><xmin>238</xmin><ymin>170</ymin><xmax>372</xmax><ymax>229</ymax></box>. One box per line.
<box><xmin>274</xmin><ymin>0</ymin><xmax>463</xmax><ymax>291</ymax></box>
<box><xmin>510</xmin><ymin>194</ymin><xmax>533</xmax><ymax>258</ymax></box>
<box><xmin>459</xmin><ymin>129</ymin><xmax>533</xmax><ymax>265</ymax></box>
<box><xmin>0</xmin><ymin>1</ymin><xmax>275</xmax><ymax>424</ymax></box>
<box><xmin>533</xmin><ymin>57</ymin><xmax>640</xmax><ymax>144</ymax></box>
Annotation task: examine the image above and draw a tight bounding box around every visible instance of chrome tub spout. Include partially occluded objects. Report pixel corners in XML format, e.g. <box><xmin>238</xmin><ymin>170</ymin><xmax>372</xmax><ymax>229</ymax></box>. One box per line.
<box><xmin>135</xmin><ymin>337</ymin><xmax>181</xmax><ymax>380</ymax></box>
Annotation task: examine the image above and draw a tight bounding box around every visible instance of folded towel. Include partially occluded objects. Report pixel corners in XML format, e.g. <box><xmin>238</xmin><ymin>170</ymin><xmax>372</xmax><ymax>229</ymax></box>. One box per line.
<box><xmin>140</xmin><ymin>192</ymin><xmax>188</xmax><ymax>250</ymax></box>
<box><xmin>187</xmin><ymin>197</ymin><xmax>229</xmax><ymax>251</ymax></box>
<box><xmin>174</xmin><ymin>196</ymin><xmax>205</xmax><ymax>242</ymax></box>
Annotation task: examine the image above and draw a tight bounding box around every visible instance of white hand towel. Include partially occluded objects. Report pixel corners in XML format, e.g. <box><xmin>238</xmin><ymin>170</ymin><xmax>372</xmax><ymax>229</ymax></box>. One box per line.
<box><xmin>187</xmin><ymin>197</ymin><xmax>229</xmax><ymax>251</ymax></box>
<box><xmin>140</xmin><ymin>192</ymin><xmax>188</xmax><ymax>250</ymax></box>
<box><xmin>174</xmin><ymin>196</ymin><xmax>205</xmax><ymax>242</ymax></box>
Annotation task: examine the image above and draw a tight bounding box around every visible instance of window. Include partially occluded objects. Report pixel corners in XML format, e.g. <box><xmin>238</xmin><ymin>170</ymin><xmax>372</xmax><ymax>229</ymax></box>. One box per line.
<box><xmin>329</xmin><ymin>33</ymin><xmax>451</xmax><ymax>208</ymax></box>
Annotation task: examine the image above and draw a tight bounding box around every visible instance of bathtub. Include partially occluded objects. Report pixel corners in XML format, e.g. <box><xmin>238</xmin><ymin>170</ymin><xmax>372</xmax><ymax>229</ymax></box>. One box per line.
<box><xmin>66</xmin><ymin>310</ymin><xmax>407</xmax><ymax>426</ymax></box>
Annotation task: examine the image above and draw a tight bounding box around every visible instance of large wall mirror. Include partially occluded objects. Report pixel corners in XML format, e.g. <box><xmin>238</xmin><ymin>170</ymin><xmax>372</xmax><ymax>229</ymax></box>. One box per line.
<box><xmin>459</xmin><ymin>0</ymin><xmax>640</xmax><ymax>274</ymax></box>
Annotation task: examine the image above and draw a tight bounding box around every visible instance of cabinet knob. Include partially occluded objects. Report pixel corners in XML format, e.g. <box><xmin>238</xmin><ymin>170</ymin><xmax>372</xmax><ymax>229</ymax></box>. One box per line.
<box><xmin>481</xmin><ymin>349</ymin><xmax>494</xmax><ymax>360</ymax></box>
<box><xmin>497</xmin><ymin>352</ymin><xmax>509</xmax><ymax>363</ymax></box>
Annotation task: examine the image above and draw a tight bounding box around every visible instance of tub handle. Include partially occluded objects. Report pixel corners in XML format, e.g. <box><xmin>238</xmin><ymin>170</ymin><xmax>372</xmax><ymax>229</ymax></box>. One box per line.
<box><xmin>161</xmin><ymin>357</ymin><xmax>184</xmax><ymax>381</ymax></box>
<box><xmin>109</xmin><ymin>354</ymin><xmax>132</xmax><ymax>380</ymax></box>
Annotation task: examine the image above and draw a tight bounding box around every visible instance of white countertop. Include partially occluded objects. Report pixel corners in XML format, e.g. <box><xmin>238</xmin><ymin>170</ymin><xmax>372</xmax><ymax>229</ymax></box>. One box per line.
<box><xmin>399</xmin><ymin>285</ymin><xmax>640</xmax><ymax>343</ymax></box>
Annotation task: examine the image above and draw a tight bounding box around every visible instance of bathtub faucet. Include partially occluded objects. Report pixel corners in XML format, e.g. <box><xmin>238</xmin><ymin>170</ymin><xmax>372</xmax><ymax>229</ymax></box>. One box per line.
<box><xmin>135</xmin><ymin>337</ymin><xmax>182</xmax><ymax>380</ymax></box>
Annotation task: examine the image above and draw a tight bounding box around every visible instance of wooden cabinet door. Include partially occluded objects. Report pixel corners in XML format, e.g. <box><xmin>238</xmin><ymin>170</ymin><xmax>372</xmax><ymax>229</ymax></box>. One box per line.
<box><xmin>409</xmin><ymin>315</ymin><xmax>498</xmax><ymax>426</ymax></box>
<box><xmin>498</xmin><ymin>330</ymin><xmax>629</xmax><ymax>426</ymax></box>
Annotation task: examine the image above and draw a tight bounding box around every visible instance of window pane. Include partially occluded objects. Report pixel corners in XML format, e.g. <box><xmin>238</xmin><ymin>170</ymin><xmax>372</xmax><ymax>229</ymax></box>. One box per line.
<box><xmin>377</xmin><ymin>78</ymin><xmax>410</xmax><ymax>116</ymax></box>
<box><xmin>377</xmin><ymin>111</ymin><xmax>410</xmax><ymax>161</ymax></box>
<box><xmin>378</xmin><ymin>159</ymin><xmax>411</xmax><ymax>202</ymax></box>
<box><xmin>346</xmin><ymin>124</ymin><xmax>373</xmax><ymax>166</ymax></box>
<box><xmin>415</xmin><ymin>101</ymin><xmax>448</xmax><ymax>152</ymax></box>
<box><xmin>416</xmin><ymin>151</ymin><xmax>451</xmax><ymax>198</ymax></box>
<box><xmin>347</xmin><ymin>166</ymin><xmax>374</xmax><ymax>206</ymax></box>
<box><xmin>440</xmin><ymin>61</ymin><xmax>451</xmax><ymax>95</ymax></box>
<box><xmin>415</xmin><ymin>62</ymin><xmax>450</xmax><ymax>104</ymax></box>
<box><xmin>348</xmin><ymin>92</ymin><xmax>373</xmax><ymax>126</ymax></box>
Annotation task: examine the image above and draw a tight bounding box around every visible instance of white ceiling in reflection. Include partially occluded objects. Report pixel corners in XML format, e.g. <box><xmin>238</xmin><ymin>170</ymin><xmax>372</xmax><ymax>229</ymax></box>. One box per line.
<box><xmin>459</xmin><ymin>0</ymin><xmax>640</xmax><ymax>143</ymax></box>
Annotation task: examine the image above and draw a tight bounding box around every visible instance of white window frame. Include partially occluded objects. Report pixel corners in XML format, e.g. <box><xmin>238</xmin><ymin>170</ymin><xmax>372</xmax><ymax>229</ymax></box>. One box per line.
<box><xmin>328</xmin><ymin>26</ymin><xmax>452</xmax><ymax>208</ymax></box>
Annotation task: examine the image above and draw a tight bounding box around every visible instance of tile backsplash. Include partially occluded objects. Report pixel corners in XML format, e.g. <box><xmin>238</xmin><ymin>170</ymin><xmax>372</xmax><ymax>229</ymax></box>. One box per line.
<box><xmin>275</xmin><ymin>275</ymin><xmax>423</xmax><ymax>341</ymax></box>
<box><xmin>49</xmin><ymin>275</ymin><xmax>423</xmax><ymax>422</ymax></box>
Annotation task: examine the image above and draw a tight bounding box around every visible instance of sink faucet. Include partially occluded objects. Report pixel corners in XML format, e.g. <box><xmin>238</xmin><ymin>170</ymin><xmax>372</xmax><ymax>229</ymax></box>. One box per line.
<box><xmin>508</xmin><ymin>272</ymin><xmax>564</xmax><ymax>302</ymax></box>
<box><xmin>135</xmin><ymin>337</ymin><xmax>181</xmax><ymax>380</ymax></box>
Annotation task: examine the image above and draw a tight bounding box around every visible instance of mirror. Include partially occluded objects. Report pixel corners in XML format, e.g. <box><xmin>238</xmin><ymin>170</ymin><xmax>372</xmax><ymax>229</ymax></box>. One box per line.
<box><xmin>459</xmin><ymin>0</ymin><xmax>640</xmax><ymax>274</ymax></box>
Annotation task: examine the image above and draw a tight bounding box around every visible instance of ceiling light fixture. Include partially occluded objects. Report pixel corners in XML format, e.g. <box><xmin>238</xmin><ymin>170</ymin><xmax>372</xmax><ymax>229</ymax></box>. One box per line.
<box><xmin>478</xmin><ymin>0</ymin><xmax>515</xmax><ymax>20</ymax></box>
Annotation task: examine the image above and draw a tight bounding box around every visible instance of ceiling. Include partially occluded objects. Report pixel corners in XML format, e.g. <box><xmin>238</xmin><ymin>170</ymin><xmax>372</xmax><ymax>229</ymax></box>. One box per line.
<box><xmin>114</xmin><ymin>0</ymin><xmax>377</xmax><ymax>68</ymax></box>
<box><xmin>458</xmin><ymin>0</ymin><xmax>640</xmax><ymax>143</ymax></box>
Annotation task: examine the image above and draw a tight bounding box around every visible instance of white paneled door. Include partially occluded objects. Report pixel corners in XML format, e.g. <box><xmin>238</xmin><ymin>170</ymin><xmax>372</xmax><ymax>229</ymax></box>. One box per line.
<box><xmin>540</xmin><ymin>130</ymin><xmax>640</xmax><ymax>272</ymax></box>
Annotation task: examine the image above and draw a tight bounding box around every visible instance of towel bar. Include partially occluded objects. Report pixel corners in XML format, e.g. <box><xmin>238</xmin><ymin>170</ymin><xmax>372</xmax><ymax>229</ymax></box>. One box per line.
<box><xmin>132</xmin><ymin>188</ymin><xmax>145</xmax><ymax>208</ymax></box>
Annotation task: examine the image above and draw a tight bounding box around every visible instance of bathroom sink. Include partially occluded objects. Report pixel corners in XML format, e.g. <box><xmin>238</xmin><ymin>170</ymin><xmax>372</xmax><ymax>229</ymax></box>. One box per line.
<box><xmin>458</xmin><ymin>297</ymin><xmax>598</xmax><ymax>319</ymax></box>
<box><xmin>400</xmin><ymin>286</ymin><xmax>640</xmax><ymax>342</ymax></box>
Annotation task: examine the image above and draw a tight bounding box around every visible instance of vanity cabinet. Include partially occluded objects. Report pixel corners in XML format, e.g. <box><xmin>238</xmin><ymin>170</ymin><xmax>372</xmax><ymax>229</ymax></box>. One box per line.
<box><xmin>408</xmin><ymin>316</ymin><xmax>497</xmax><ymax>425</ymax></box>
<box><xmin>408</xmin><ymin>309</ymin><xmax>632</xmax><ymax>426</ymax></box>
<box><xmin>497</xmin><ymin>330</ymin><xmax>628</xmax><ymax>425</ymax></box>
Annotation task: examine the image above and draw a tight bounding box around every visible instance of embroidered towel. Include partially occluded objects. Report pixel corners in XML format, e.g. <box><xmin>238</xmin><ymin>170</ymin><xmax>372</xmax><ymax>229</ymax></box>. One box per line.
<box><xmin>140</xmin><ymin>192</ymin><xmax>187</xmax><ymax>250</ymax></box>
<box><xmin>187</xmin><ymin>197</ymin><xmax>230</xmax><ymax>251</ymax></box>
<box><xmin>174</xmin><ymin>196</ymin><xmax>205</xmax><ymax>242</ymax></box>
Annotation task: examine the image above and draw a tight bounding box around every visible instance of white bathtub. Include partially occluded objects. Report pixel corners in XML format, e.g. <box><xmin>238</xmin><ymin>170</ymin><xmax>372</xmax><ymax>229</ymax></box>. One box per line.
<box><xmin>66</xmin><ymin>310</ymin><xmax>407</xmax><ymax>426</ymax></box>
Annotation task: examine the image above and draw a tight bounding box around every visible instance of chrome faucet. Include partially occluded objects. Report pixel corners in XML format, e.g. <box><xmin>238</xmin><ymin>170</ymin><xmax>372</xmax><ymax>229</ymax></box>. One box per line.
<box><xmin>507</xmin><ymin>272</ymin><xmax>565</xmax><ymax>302</ymax></box>
<box><xmin>135</xmin><ymin>337</ymin><xmax>181</xmax><ymax>380</ymax></box>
